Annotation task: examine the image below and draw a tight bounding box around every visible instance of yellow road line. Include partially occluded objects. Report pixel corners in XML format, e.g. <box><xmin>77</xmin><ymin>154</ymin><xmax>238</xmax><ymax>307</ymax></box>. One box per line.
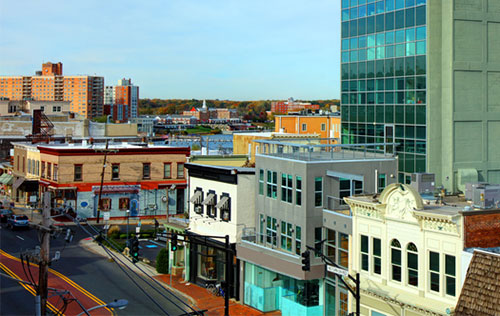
<box><xmin>1</xmin><ymin>249</ymin><xmax>114</xmax><ymax>315</ymax></box>
<box><xmin>0</xmin><ymin>262</ymin><xmax>61</xmax><ymax>315</ymax></box>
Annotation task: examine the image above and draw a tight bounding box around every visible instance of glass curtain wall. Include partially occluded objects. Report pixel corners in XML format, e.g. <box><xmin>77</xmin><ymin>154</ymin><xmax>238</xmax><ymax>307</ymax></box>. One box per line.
<box><xmin>341</xmin><ymin>0</ymin><xmax>427</xmax><ymax>183</ymax></box>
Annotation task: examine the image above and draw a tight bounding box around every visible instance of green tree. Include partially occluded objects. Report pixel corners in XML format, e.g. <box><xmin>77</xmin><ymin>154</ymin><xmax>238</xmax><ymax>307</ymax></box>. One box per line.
<box><xmin>156</xmin><ymin>248</ymin><xmax>169</xmax><ymax>273</ymax></box>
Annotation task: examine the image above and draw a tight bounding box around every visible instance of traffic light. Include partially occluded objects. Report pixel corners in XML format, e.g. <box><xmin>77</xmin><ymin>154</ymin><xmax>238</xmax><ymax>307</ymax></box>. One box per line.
<box><xmin>131</xmin><ymin>237</ymin><xmax>140</xmax><ymax>263</ymax></box>
<box><xmin>301</xmin><ymin>250</ymin><xmax>310</xmax><ymax>271</ymax></box>
<box><xmin>171</xmin><ymin>233</ymin><xmax>178</xmax><ymax>251</ymax></box>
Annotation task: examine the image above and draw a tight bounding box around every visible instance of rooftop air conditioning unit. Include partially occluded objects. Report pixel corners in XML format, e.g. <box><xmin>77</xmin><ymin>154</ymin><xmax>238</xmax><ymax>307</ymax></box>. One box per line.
<box><xmin>472</xmin><ymin>184</ymin><xmax>500</xmax><ymax>209</ymax></box>
<box><xmin>410</xmin><ymin>173</ymin><xmax>435</xmax><ymax>194</ymax></box>
<box><xmin>465</xmin><ymin>182</ymin><xmax>488</xmax><ymax>201</ymax></box>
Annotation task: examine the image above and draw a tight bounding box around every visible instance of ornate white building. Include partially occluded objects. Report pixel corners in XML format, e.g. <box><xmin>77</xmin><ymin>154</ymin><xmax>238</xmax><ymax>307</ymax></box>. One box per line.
<box><xmin>346</xmin><ymin>184</ymin><xmax>464</xmax><ymax>316</ymax></box>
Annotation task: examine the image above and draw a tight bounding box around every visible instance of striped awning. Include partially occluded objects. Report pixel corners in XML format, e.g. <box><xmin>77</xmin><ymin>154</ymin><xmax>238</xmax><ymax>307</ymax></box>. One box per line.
<box><xmin>202</xmin><ymin>193</ymin><xmax>216</xmax><ymax>206</ymax></box>
<box><xmin>189</xmin><ymin>190</ymin><xmax>203</xmax><ymax>204</ymax></box>
<box><xmin>215</xmin><ymin>196</ymin><xmax>229</xmax><ymax>210</ymax></box>
<box><xmin>0</xmin><ymin>174</ymin><xmax>13</xmax><ymax>185</ymax></box>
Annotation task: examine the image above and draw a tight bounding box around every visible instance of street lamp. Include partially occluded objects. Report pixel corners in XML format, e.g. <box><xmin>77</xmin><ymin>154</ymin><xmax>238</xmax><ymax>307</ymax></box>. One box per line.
<box><xmin>166</xmin><ymin>184</ymin><xmax>176</xmax><ymax>223</ymax></box>
<box><xmin>76</xmin><ymin>299</ymin><xmax>128</xmax><ymax>316</ymax></box>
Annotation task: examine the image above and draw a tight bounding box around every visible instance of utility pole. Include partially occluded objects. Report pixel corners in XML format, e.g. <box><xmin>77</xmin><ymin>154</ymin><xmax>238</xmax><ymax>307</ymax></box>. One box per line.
<box><xmin>96</xmin><ymin>140</ymin><xmax>109</xmax><ymax>224</ymax></box>
<box><xmin>38</xmin><ymin>191</ymin><xmax>52</xmax><ymax>316</ymax></box>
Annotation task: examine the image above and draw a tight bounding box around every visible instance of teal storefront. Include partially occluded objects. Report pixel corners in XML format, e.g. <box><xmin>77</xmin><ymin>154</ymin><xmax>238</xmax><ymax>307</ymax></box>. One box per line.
<box><xmin>244</xmin><ymin>262</ymin><xmax>323</xmax><ymax>316</ymax></box>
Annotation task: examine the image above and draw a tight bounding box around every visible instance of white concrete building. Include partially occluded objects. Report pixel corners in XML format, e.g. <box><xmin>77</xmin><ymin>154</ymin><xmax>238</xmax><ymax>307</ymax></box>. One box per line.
<box><xmin>184</xmin><ymin>163</ymin><xmax>255</xmax><ymax>302</ymax></box>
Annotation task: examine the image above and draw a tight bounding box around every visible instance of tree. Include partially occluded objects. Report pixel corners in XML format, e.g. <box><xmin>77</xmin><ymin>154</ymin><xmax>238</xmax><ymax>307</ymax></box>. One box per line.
<box><xmin>156</xmin><ymin>248</ymin><xmax>169</xmax><ymax>273</ymax></box>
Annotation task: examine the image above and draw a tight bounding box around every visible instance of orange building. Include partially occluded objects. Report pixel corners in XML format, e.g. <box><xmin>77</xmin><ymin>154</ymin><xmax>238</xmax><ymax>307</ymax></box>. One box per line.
<box><xmin>274</xmin><ymin>114</ymin><xmax>341</xmax><ymax>140</ymax></box>
<box><xmin>0</xmin><ymin>62</ymin><xmax>104</xmax><ymax>119</ymax></box>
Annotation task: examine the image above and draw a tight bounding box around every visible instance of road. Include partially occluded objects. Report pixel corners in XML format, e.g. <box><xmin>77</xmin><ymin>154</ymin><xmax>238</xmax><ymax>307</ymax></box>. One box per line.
<box><xmin>0</xmin><ymin>222</ymin><xmax>194</xmax><ymax>316</ymax></box>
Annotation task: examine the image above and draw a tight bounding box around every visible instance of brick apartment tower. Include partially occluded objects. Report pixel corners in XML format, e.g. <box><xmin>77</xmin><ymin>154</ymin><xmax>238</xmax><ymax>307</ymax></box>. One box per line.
<box><xmin>0</xmin><ymin>62</ymin><xmax>104</xmax><ymax>119</ymax></box>
<box><xmin>104</xmin><ymin>78</ymin><xmax>139</xmax><ymax>122</ymax></box>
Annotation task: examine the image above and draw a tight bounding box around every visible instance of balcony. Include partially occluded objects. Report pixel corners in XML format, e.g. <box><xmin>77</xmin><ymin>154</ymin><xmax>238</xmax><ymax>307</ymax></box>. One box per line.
<box><xmin>254</xmin><ymin>139</ymin><xmax>396</xmax><ymax>162</ymax></box>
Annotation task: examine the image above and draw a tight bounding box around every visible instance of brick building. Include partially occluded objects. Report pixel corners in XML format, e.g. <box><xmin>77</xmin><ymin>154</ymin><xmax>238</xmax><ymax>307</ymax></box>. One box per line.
<box><xmin>11</xmin><ymin>141</ymin><xmax>190</xmax><ymax>219</ymax></box>
<box><xmin>271</xmin><ymin>97</ymin><xmax>319</xmax><ymax>114</ymax></box>
<box><xmin>104</xmin><ymin>78</ymin><xmax>139</xmax><ymax>122</ymax></box>
<box><xmin>0</xmin><ymin>62</ymin><xmax>104</xmax><ymax>119</ymax></box>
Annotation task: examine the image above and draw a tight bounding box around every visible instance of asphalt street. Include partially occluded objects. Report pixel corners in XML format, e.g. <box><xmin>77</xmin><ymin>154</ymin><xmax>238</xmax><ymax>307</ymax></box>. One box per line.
<box><xmin>0</xmin><ymin>222</ymin><xmax>192</xmax><ymax>316</ymax></box>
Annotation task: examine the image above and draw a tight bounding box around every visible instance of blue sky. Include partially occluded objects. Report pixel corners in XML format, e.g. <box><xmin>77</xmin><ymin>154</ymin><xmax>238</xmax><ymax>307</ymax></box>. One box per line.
<box><xmin>0</xmin><ymin>0</ymin><xmax>341</xmax><ymax>100</ymax></box>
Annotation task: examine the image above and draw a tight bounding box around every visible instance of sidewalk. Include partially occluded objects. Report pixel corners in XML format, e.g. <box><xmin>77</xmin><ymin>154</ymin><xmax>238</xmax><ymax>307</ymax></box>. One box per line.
<box><xmin>79</xmin><ymin>238</ymin><xmax>281</xmax><ymax>316</ymax></box>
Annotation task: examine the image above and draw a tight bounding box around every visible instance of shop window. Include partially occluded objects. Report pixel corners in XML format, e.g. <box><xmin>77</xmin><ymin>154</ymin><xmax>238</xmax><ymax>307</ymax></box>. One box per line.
<box><xmin>100</xmin><ymin>198</ymin><xmax>112</xmax><ymax>211</ymax></box>
<box><xmin>119</xmin><ymin>197</ymin><xmax>130</xmax><ymax>211</ymax></box>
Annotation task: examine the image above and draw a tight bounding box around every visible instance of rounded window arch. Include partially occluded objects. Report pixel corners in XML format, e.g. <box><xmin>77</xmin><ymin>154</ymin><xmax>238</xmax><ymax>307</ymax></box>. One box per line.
<box><xmin>406</xmin><ymin>243</ymin><xmax>418</xmax><ymax>286</ymax></box>
<box><xmin>390</xmin><ymin>239</ymin><xmax>402</xmax><ymax>281</ymax></box>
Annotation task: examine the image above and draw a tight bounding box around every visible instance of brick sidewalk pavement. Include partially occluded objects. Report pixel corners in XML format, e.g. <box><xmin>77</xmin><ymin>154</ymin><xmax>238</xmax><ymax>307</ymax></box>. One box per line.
<box><xmin>154</xmin><ymin>274</ymin><xmax>281</xmax><ymax>316</ymax></box>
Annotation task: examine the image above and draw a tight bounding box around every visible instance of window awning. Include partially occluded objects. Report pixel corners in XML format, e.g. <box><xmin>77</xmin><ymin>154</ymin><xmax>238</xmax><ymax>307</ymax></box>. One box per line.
<box><xmin>215</xmin><ymin>196</ymin><xmax>229</xmax><ymax>210</ymax></box>
<box><xmin>202</xmin><ymin>193</ymin><xmax>215</xmax><ymax>206</ymax></box>
<box><xmin>13</xmin><ymin>177</ymin><xmax>25</xmax><ymax>190</ymax></box>
<box><xmin>0</xmin><ymin>174</ymin><xmax>13</xmax><ymax>185</ymax></box>
<box><xmin>189</xmin><ymin>190</ymin><xmax>203</xmax><ymax>204</ymax></box>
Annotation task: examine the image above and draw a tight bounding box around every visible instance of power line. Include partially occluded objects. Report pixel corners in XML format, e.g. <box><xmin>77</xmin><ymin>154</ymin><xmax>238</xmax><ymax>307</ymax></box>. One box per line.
<box><xmin>66</xmin><ymin>215</ymin><xmax>203</xmax><ymax>316</ymax></box>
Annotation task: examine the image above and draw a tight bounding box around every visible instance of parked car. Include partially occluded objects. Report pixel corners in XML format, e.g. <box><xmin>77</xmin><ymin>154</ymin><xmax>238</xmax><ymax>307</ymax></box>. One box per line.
<box><xmin>0</xmin><ymin>209</ymin><xmax>13</xmax><ymax>223</ymax></box>
<box><xmin>7</xmin><ymin>215</ymin><xmax>30</xmax><ymax>230</ymax></box>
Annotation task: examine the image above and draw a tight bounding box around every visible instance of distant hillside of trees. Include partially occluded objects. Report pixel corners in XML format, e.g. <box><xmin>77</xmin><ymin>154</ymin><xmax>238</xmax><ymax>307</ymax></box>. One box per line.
<box><xmin>139</xmin><ymin>99</ymin><xmax>340</xmax><ymax>121</ymax></box>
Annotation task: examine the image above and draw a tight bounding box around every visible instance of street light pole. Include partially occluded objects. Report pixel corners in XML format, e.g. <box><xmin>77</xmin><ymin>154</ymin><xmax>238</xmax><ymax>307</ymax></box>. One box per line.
<box><xmin>166</xmin><ymin>184</ymin><xmax>176</xmax><ymax>223</ymax></box>
<box><xmin>126</xmin><ymin>210</ymin><xmax>130</xmax><ymax>239</ymax></box>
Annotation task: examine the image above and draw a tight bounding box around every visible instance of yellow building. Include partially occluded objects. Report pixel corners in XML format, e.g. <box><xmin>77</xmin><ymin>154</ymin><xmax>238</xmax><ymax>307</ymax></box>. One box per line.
<box><xmin>274</xmin><ymin>115</ymin><xmax>341</xmax><ymax>140</ymax></box>
<box><xmin>232</xmin><ymin>132</ymin><xmax>320</xmax><ymax>164</ymax></box>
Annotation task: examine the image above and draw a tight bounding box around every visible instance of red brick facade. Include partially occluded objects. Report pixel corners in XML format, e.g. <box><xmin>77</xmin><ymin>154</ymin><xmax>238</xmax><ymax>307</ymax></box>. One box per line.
<box><xmin>463</xmin><ymin>212</ymin><xmax>500</xmax><ymax>248</ymax></box>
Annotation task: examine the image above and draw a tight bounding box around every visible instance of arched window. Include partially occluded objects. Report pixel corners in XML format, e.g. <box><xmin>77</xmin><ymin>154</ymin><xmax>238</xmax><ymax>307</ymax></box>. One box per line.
<box><xmin>407</xmin><ymin>243</ymin><xmax>418</xmax><ymax>287</ymax></box>
<box><xmin>391</xmin><ymin>239</ymin><xmax>402</xmax><ymax>282</ymax></box>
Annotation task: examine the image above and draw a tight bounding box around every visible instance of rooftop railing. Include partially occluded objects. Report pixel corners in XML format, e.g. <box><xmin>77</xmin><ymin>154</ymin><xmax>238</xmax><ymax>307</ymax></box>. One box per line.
<box><xmin>254</xmin><ymin>138</ymin><xmax>397</xmax><ymax>162</ymax></box>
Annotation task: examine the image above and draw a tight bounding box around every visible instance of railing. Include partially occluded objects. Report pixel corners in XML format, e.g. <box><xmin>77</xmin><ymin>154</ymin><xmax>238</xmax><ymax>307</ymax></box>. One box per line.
<box><xmin>325</xmin><ymin>196</ymin><xmax>351</xmax><ymax>216</ymax></box>
<box><xmin>254</xmin><ymin>139</ymin><xmax>397</xmax><ymax>162</ymax></box>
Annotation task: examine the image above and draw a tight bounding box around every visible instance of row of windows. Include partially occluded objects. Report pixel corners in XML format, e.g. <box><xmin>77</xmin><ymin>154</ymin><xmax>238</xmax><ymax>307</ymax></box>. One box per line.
<box><xmin>342</xmin><ymin>91</ymin><xmax>426</xmax><ymax>105</ymax></box>
<box><xmin>342</xmin><ymin>123</ymin><xmax>425</xmax><ymax>139</ymax></box>
<box><xmin>342</xmin><ymin>77</ymin><xmax>426</xmax><ymax>93</ymax></box>
<box><xmin>342</xmin><ymin>27</ymin><xmax>426</xmax><ymax>51</ymax></box>
<box><xmin>192</xmin><ymin>189</ymin><xmax>231</xmax><ymax>222</ymax></box>
<box><xmin>343</xmin><ymin>1</ymin><xmax>425</xmax><ymax>21</ymax></box>
<box><xmin>40</xmin><ymin>161</ymin><xmax>58</xmax><ymax>181</ymax></box>
<box><xmin>259</xmin><ymin>170</ymin><xmax>319</xmax><ymax>206</ymax></box>
<box><xmin>341</xmin><ymin>105</ymin><xmax>426</xmax><ymax>125</ymax></box>
<box><xmin>342</xmin><ymin>40</ymin><xmax>425</xmax><ymax>62</ymax></box>
<box><xmin>73</xmin><ymin>162</ymin><xmax>184</xmax><ymax>182</ymax></box>
<box><xmin>341</xmin><ymin>0</ymin><xmax>426</xmax><ymax>11</ymax></box>
<box><xmin>361</xmin><ymin>237</ymin><xmax>456</xmax><ymax>296</ymax></box>
<box><xmin>342</xmin><ymin>6</ymin><xmax>426</xmax><ymax>38</ymax></box>
<box><xmin>342</xmin><ymin>57</ymin><xmax>426</xmax><ymax>81</ymax></box>
<box><xmin>260</xmin><ymin>215</ymin><xmax>303</xmax><ymax>255</ymax></box>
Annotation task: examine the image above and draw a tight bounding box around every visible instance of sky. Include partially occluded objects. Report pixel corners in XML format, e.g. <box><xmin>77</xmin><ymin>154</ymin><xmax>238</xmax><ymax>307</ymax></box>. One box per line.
<box><xmin>0</xmin><ymin>0</ymin><xmax>341</xmax><ymax>100</ymax></box>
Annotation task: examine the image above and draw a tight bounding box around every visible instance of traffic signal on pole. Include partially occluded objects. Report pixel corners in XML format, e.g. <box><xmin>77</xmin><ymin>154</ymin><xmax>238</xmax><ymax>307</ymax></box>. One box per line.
<box><xmin>171</xmin><ymin>233</ymin><xmax>178</xmax><ymax>251</ymax></box>
<box><xmin>301</xmin><ymin>250</ymin><xmax>310</xmax><ymax>271</ymax></box>
<box><xmin>131</xmin><ymin>237</ymin><xmax>140</xmax><ymax>263</ymax></box>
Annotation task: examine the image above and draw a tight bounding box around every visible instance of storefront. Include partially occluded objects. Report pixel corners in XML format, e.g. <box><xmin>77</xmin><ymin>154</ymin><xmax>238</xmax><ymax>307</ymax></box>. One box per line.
<box><xmin>186</xmin><ymin>233</ymin><xmax>239</xmax><ymax>300</ymax></box>
<box><xmin>243</xmin><ymin>262</ymin><xmax>323</xmax><ymax>316</ymax></box>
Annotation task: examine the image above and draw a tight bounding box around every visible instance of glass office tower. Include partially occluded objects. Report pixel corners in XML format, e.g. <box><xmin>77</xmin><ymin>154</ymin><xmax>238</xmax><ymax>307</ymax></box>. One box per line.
<box><xmin>340</xmin><ymin>0</ymin><xmax>427</xmax><ymax>184</ymax></box>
